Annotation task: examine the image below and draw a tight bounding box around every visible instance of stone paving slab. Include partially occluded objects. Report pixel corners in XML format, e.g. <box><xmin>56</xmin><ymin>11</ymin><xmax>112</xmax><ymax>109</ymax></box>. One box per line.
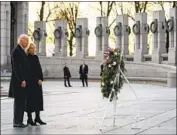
<box><xmin>1</xmin><ymin>81</ymin><xmax>176</xmax><ymax>134</ymax></box>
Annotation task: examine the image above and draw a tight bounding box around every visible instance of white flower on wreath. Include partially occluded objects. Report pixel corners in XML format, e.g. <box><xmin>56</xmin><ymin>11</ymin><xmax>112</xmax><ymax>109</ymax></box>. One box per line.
<box><xmin>112</xmin><ymin>61</ymin><xmax>116</xmax><ymax>65</ymax></box>
<box><xmin>108</xmin><ymin>64</ymin><xmax>111</xmax><ymax>67</ymax></box>
<box><xmin>110</xmin><ymin>81</ymin><xmax>114</xmax><ymax>84</ymax></box>
<box><xmin>101</xmin><ymin>82</ymin><xmax>105</xmax><ymax>86</ymax></box>
<box><xmin>114</xmin><ymin>52</ymin><xmax>118</xmax><ymax>56</ymax></box>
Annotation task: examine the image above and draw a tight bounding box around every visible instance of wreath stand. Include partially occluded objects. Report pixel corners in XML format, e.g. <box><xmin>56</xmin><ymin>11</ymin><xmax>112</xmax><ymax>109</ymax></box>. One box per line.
<box><xmin>99</xmin><ymin>53</ymin><xmax>143</xmax><ymax>132</ymax></box>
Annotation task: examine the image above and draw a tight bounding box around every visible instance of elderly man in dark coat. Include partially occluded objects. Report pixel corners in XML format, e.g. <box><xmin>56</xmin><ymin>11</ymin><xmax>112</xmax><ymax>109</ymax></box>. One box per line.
<box><xmin>8</xmin><ymin>34</ymin><xmax>30</xmax><ymax>128</ymax></box>
<box><xmin>63</xmin><ymin>63</ymin><xmax>72</xmax><ymax>87</ymax></box>
<box><xmin>79</xmin><ymin>61</ymin><xmax>89</xmax><ymax>87</ymax></box>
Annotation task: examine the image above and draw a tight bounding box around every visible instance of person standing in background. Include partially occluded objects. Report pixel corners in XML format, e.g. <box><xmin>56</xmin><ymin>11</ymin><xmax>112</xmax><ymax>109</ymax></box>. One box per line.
<box><xmin>79</xmin><ymin>61</ymin><xmax>88</xmax><ymax>87</ymax></box>
<box><xmin>63</xmin><ymin>63</ymin><xmax>72</xmax><ymax>87</ymax></box>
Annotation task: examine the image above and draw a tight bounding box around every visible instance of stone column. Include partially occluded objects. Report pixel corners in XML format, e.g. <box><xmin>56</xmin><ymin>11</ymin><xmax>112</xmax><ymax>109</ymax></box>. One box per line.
<box><xmin>121</xmin><ymin>15</ymin><xmax>129</xmax><ymax>56</ymax></box>
<box><xmin>34</xmin><ymin>21</ymin><xmax>46</xmax><ymax>56</ymax></box>
<box><xmin>95</xmin><ymin>17</ymin><xmax>109</xmax><ymax>60</ymax></box>
<box><xmin>75</xmin><ymin>18</ymin><xmax>89</xmax><ymax>58</ymax></box>
<box><xmin>16</xmin><ymin>2</ymin><xmax>28</xmax><ymax>37</ymax></box>
<box><xmin>54</xmin><ymin>20</ymin><xmax>67</xmax><ymax>57</ymax></box>
<box><xmin>152</xmin><ymin>11</ymin><xmax>166</xmax><ymax>64</ymax></box>
<box><xmin>134</xmin><ymin>13</ymin><xmax>148</xmax><ymax>62</ymax></box>
<box><xmin>115</xmin><ymin>15</ymin><xmax>122</xmax><ymax>49</ymax></box>
<box><xmin>82</xmin><ymin>18</ymin><xmax>89</xmax><ymax>58</ymax></box>
<box><xmin>95</xmin><ymin>17</ymin><xmax>102</xmax><ymax>60</ymax></box>
<box><xmin>0</xmin><ymin>2</ymin><xmax>11</xmax><ymax>69</ymax></box>
<box><xmin>101</xmin><ymin>17</ymin><xmax>109</xmax><ymax>53</ymax></box>
<box><xmin>168</xmin><ymin>8</ymin><xmax>177</xmax><ymax>66</ymax></box>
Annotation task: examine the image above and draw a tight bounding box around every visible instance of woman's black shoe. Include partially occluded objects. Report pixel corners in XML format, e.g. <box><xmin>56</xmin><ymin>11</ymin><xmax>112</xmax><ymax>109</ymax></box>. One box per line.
<box><xmin>34</xmin><ymin>118</ymin><xmax>47</xmax><ymax>125</ymax></box>
<box><xmin>27</xmin><ymin>119</ymin><xmax>37</xmax><ymax>126</ymax></box>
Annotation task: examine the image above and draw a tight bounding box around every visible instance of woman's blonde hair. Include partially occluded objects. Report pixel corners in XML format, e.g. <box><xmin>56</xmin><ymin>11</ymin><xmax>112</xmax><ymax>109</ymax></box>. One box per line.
<box><xmin>26</xmin><ymin>43</ymin><xmax>36</xmax><ymax>54</ymax></box>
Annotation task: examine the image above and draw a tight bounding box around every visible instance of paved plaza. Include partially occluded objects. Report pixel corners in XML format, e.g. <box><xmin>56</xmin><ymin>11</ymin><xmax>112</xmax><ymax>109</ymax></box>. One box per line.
<box><xmin>1</xmin><ymin>80</ymin><xmax>176</xmax><ymax>134</ymax></box>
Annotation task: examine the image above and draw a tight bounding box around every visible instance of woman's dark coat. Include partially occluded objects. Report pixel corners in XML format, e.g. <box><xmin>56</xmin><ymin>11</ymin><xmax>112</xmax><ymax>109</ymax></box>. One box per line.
<box><xmin>26</xmin><ymin>54</ymin><xmax>44</xmax><ymax>112</ymax></box>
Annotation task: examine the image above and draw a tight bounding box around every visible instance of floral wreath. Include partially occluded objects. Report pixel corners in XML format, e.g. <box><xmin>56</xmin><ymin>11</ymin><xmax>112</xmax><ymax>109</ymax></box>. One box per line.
<box><xmin>101</xmin><ymin>47</ymin><xmax>126</xmax><ymax>102</ymax></box>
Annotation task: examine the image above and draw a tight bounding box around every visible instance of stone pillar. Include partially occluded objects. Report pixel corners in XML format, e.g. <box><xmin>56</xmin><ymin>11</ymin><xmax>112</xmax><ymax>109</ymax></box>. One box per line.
<box><xmin>0</xmin><ymin>2</ymin><xmax>11</xmax><ymax>69</ymax></box>
<box><xmin>115</xmin><ymin>16</ymin><xmax>122</xmax><ymax>49</ymax></box>
<box><xmin>16</xmin><ymin>2</ymin><xmax>28</xmax><ymax>37</ymax></box>
<box><xmin>121</xmin><ymin>15</ymin><xmax>129</xmax><ymax>56</ymax></box>
<box><xmin>101</xmin><ymin>17</ymin><xmax>109</xmax><ymax>53</ymax></box>
<box><xmin>75</xmin><ymin>18</ymin><xmax>89</xmax><ymax>58</ymax></box>
<box><xmin>95</xmin><ymin>17</ymin><xmax>109</xmax><ymax>60</ymax></box>
<box><xmin>168</xmin><ymin>8</ymin><xmax>177</xmax><ymax>66</ymax></box>
<box><xmin>54</xmin><ymin>20</ymin><xmax>68</xmax><ymax>57</ymax></box>
<box><xmin>82</xmin><ymin>18</ymin><xmax>89</xmax><ymax>58</ymax></box>
<box><xmin>134</xmin><ymin>13</ymin><xmax>148</xmax><ymax>62</ymax></box>
<box><xmin>33</xmin><ymin>21</ymin><xmax>47</xmax><ymax>56</ymax></box>
<box><xmin>151</xmin><ymin>11</ymin><xmax>166</xmax><ymax>64</ymax></box>
<box><xmin>95</xmin><ymin>17</ymin><xmax>102</xmax><ymax>59</ymax></box>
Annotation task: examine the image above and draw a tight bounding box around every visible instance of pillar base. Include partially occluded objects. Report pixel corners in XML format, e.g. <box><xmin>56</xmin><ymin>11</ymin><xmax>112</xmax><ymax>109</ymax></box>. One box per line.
<box><xmin>134</xmin><ymin>50</ymin><xmax>143</xmax><ymax>62</ymax></box>
<box><xmin>167</xmin><ymin>72</ymin><xmax>176</xmax><ymax>88</ymax></box>
<box><xmin>168</xmin><ymin>49</ymin><xmax>176</xmax><ymax>66</ymax></box>
<box><xmin>151</xmin><ymin>51</ymin><xmax>161</xmax><ymax>64</ymax></box>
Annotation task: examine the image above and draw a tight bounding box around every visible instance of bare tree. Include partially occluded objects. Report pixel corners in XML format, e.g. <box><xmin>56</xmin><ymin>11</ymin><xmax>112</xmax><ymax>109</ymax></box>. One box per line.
<box><xmin>99</xmin><ymin>1</ymin><xmax>115</xmax><ymax>17</ymax></box>
<box><xmin>39</xmin><ymin>1</ymin><xmax>45</xmax><ymax>21</ymax></box>
<box><xmin>172</xmin><ymin>1</ymin><xmax>177</xmax><ymax>7</ymax></box>
<box><xmin>126</xmin><ymin>2</ymin><xmax>148</xmax><ymax>21</ymax></box>
<box><xmin>37</xmin><ymin>2</ymin><xmax>59</xmax><ymax>22</ymax></box>
<box><xmin>134</xmin><ymin>1</ymin><xmax>148</xmax><ymax>13</ymax></box>
<box><xmin>55</xmin><ymin>2</ymin><xmax>80</xmax><ymax>56</ymax></box>
<box><xmin>100</xmin><ymin>1</ymin><xmax>103</xmax><ymax>17</ymax></box>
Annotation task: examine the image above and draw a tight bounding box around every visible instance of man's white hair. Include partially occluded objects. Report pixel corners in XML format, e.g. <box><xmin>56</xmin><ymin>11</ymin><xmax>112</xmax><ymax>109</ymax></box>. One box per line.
<box><xmin>17</xmin><ymin>34</ymin><xmax>29</xmax><ymax>44</ymax></box>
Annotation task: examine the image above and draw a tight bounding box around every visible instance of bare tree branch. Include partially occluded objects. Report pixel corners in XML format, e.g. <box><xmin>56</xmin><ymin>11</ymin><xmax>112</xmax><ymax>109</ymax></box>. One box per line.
<box><xmin>143</xmin><ymin>2</ymin><xmax>148</xmax><ymax>12</ymax></box>
<box><xmin>100</xmin><ymin>1</ymin><xmax>103</xmax><ymax>16</ymax></box>
<box><xmin>172</xmin><ymin>1</ymin><xmax>177</xmax><ymax>7</ymax></box>
<box><xmin>45</xmin><ymin>4</ymin><xmax>59</xmax><ymax>22</ymax></box>
<box><xmin>107</xmin><ymin>2</ymin><xmax>115</xmax><ymax>17</ymax></box>
<box><xmin>127</xmin><ymin>13</ymin><xmax>135</xmax><ymax>21</ymax></box>
<box><xmin>120</xmin><ymin>2</ymin><xmax>124</xmax><ymax>14</ymax></box>
<box><xmin>28</xmin><ymin>28</ymin><xmax>33</xmax><ymax>35</ymax></box>
<box><xmin>39</xmin><ymin>1</ymin><xmax>45</xmax><ymax>21</ymax></box>
<box><xmin>109</xmin><ymin>18</ymin><xmax>116</xmax><ymax>28</ymax></box>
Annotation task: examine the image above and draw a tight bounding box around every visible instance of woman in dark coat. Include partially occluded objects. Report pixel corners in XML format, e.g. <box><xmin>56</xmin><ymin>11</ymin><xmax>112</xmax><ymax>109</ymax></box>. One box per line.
<box><xmin>26</xmin><ymin>43</ymin><xmax>46</xmax><ymax>126</ymax></box>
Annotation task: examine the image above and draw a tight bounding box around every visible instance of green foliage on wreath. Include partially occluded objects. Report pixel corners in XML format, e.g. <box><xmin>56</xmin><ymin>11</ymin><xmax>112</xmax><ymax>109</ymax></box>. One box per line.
<box><xmin>101</xmin><ymin>47</ymin><xmax>126</xmax><ymax>102</ymax></box>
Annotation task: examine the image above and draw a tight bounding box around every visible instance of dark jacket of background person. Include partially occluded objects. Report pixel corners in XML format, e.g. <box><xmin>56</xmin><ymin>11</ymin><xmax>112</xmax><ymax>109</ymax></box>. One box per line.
<box><xmin>63</xmin><ymin>66</ymin><xmax>71</xmax><ymax>78</ymax></box>
<box><xmin>26</xmin><ymin>54</ymin><xmax>44</xmax><ymax>112</ymax></box>
<box><xmin>79</xmin><ymin>64</ymin><xmax>88</xmax><ymax>79</ymax></box>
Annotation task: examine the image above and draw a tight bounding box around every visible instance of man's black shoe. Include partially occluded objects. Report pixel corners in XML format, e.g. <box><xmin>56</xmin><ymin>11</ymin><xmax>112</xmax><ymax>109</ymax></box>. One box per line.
<box><xmin>13</xmin><ymin>123</ymin><xmax>28</xmax><ymax>128</ymax></box>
